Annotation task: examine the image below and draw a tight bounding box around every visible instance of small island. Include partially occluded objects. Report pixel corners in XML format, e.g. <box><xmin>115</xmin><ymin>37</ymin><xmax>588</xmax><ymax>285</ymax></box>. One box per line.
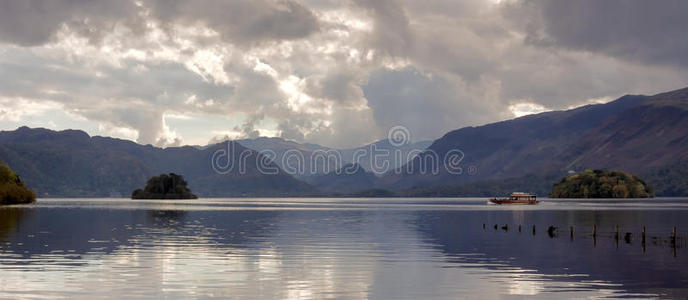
<box><xmin>131</xmin><ymin>173</ymin><xmax>198</xmax><ymax>199</ymax></box>
<box><xmin>0</xmin><ymin>161</ymin><xmax>36</xmax><ymax>205</ymax></box>
<box><xmin>550</xmin><ymin>169</ymin><xmax>653</xmax><ymax>198</ymax></box>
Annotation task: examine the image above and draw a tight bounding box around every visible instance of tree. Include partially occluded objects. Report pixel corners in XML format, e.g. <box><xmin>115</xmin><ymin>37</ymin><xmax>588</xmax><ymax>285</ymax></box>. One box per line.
<box><xmin>550</xmin><ymin>169</ymin><xmax>653</xmax><ymax>198</ymax></box>
<box><xmin>131</xmin><ymin>173</ymin><xmax>197</xmax><ymax>199</ymax></box>
<box><xmin>0</xmin><ymin>161</ymin><xmax>36</xmax><ymax>205</ymax></box>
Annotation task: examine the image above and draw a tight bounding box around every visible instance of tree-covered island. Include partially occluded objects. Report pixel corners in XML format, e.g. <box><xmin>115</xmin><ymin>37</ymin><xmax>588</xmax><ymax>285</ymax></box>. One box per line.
<box><xmin>550</xmin><ymin>169</ymin><xmax>654</xmax><ymax>198</ymax></box>
<box><xmin>0</xmin><ymin>161</ymin><xmax>36</xmax><ymax>205</ymax></box>
<box><xmin>131</xmin><ymin>173</ymin><xmax>198</xmax><ymax>199</ymax></box>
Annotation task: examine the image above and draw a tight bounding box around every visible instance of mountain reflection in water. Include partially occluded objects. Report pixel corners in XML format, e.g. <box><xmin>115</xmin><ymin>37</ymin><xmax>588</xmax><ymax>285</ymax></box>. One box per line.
<box><xmin>0</xmin><ymin>198</ymin><xmax>687</xmax><ymax>299</ymax></box>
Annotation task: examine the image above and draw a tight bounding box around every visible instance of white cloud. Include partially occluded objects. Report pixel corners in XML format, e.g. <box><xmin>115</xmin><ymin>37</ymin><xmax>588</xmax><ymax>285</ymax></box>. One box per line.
<box><xmin>0</xmin><ymin>97</ymin><xmax>64</xmax><ymax>122</ymax></box>
<box><xmin>508</xmin><ymin>102</ymin><xmax>548</xmax><ymax>118</ymax></box>
<box><xmin>97</xmin><ymin>123</ymin><xmax>139</xmax><ymax>141</ymax></box>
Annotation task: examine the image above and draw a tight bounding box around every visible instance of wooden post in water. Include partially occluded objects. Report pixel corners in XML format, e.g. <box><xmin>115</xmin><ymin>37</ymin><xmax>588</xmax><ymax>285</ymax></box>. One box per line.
<box><xmin>494</xmin><ymin>224</ymin><xmax>498</xmax><ymax>230</ymax></box>
<box><xmin>547</xmin><ymin>225</ymin><xmax>557</xmax><ymax>238</ymax></box>
<box><xmin>518</xmin><ymin>225</ymin><xmax>521</xmax><ymax>233</ymax></box>
<box><xmin>672</xmin><ymin>227</ymin><xmax>677</xmax><ymax>257</ymax></box>
<box><xmin>615</xmin><ymin>225</ymin><xmax>619</xmax><ymax>248</ymax></box>
<box><xmin>624</xmin><ymin>232</ymin><xmax>632</xmax><ymax>244</ymax></box>
<box><xmin>593</xmin><ymin>225</ymin><xmax>597</xmax><ymax>247</ymax></box>
<box><xmin>532</xmin><ymin>225</ymin><xmax>536</xmax><ymax>235</ymax></box>
<box><xmin>642</xmin><ymin>226</ymin><xmax>646</xmax><ymax>254</ymax></box>
<box><xmin>673</xmin><ymin>227</ymin><xmax>678</xmax><ymax>258</ymax></box>
<box><xmin>570</xmin><ymin>226</ymin><xmax>574</xmax><ymax>240</ymax></box>
<box><xmin>483</xmin><ymin>223</ymin><xmax>486</xmax><ymax>230</ymax></box>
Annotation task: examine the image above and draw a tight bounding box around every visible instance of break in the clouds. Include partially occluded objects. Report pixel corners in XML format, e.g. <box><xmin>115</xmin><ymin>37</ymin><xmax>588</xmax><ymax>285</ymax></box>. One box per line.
<box><xmin>0</xmin><ymin>0</ymin><xmax>686</xmax><ymax>148</ymax></box>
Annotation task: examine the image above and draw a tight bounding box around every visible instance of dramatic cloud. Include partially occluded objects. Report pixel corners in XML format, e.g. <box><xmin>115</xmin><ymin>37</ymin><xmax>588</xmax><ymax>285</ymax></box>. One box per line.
<box><xmin>0</xmin><ymin>0</ymin><xmax>143</xmax><ymax>46</ymax></box>
<box><xmin>364</xmin><ymin>67</ymin><xmax>495</xmax><ymax>142</ymax></box>
<box><xmin>0</xmin><ymin>0</ymin><xmax>686</xmax><ymax>147</ymax></box>
<box><xmin>147</xmin><ymin>0</ymin><xmax>320</xmax><ymax>46</ymax></box>
<box><xmin>503</xmin><ymin>0</ymin><xmax>688</xmax><ymax>67</ymax></box>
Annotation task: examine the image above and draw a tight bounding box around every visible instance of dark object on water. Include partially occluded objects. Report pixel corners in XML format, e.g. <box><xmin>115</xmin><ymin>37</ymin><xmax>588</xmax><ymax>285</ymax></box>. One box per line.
<box><xmin>624</xmin><ymin>232</ymin><xmax>633</xmax><ymax>244</ymax></box>
<box><xmin>131</xmin><ymin>173</ymin><xmax>198</xmax><ymax>199</ymax></box>
<box><xmin>501</xmin><ymin>224</ymin><xmax>508</xmax><ymax>231</ymax></box>
<box><xmin>547</xmin><ymin>226</ymin><xmax>557</xmax><ymax>238</ymax></box>
<box><xmin>489</xmin><ymin>192</ymin><xmax>538</xmax><ymax>205</ymax></box>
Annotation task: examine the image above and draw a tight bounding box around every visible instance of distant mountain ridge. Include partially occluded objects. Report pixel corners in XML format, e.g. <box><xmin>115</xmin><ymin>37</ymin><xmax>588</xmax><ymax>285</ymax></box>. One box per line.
<box><xmin>0</xmin><ymin>127</ymin><xmax>315</xmax><ymax>197</ymax></box>
<box><xmin>302</xmin><ymin>163</ymin><xmax>377</xmax><ymax>194</ymax></box>
<box><xmin>234</xmin><ymin>136</ymin><xmax>432</xmax><ymax>177</ymax></box>
<box><xmin>382</xmin><ymin>86</ymin><xmax>688</xmax><ymax>196</ymax></box>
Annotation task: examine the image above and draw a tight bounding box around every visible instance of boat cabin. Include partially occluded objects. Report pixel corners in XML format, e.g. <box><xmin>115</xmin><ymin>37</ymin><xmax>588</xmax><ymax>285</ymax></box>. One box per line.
<box><xmin>509</xmin><ymin>192</ymin><xmax>536</xmax><ymax>201</ymax></box>
<box><xmin>489</xmin><ymin>192</ymin><xmax>538</xmax><ymax>205</ymax></box>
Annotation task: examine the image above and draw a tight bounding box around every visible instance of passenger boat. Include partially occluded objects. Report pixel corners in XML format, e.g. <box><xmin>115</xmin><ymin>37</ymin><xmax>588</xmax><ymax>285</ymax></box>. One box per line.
<box><xmin>489</xmin><ymin>192</ymin><xmax>538</xmax><ymax>205</ymax></box>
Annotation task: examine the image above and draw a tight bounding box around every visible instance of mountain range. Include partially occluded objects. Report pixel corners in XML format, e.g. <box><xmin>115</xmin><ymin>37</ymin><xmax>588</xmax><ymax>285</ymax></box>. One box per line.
<box><xmin>0</xmin><ymin>86</ymin><xmax>687</xmax><ymax>197</ymax></box>
<box><xmin>0</xmin><ymin>128</ymin><xmax>314</xmax><ymax>197</ymax></box>
<box><xmin>386</xmin><ymin>87</ymin><xmax>688</xmax><ymax>196</ymax></box>
<box><xmin>234</xmin><ymin>136</ymin><xmax>432</xmax><ymax>177</ymax></box>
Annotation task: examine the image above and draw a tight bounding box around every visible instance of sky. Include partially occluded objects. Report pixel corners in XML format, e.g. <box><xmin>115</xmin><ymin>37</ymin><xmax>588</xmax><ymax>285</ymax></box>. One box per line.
<box><xmin>0</xmin><ymin>0</ymin><xmax>686</xmax><ymax>148</ymax></box>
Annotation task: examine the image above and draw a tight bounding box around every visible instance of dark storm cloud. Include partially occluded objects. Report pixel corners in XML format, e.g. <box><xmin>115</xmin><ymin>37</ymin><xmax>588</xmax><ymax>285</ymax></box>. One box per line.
<box><xmin>504</xmin><ymin>0</ymin><xmax>688</xmax><ymax>67</ymax></box>
<box><xmin>353</xmin><ymin>0</ymin><xmax>412</xmax><ymax>57</ymax></box>
<box><xmin>363</xmin><ymin>67</ymin><xmax>493</xmax><ymax>142</ymax></box>
<box><xmin>305</xmin><ymin>71</ymin><xmax>365</xmax><ymax>106</ymax></box>
<box><xmin>0</xmin><ymin>0</ymin><xmax>319</xmax><ymax>47</ymax></box>
<box><xmin>0</xmin><ymin>0</ymin><xmax>143</xmax><ymax>46</ymax></box>
<box><xmin>353</xmin><ymin>0</ymin><xmax>498</xmax><ymax>81</ymax></box>
<box><xmin>147</xmin><ymin>0</ymin><xmax>320</xmax><ymax>46</ymax></box>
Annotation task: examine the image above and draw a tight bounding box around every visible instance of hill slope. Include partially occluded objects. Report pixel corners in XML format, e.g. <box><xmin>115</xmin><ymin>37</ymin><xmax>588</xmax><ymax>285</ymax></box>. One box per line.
<box><xmin>0</xmin><ymin>127</ymin><xmax>315</xmax><ymax>197</ymax></box>
<box><xmin>302</xmin><ymin>163</ymin><xmax>377</xmax><ymax>194</ymax></box>
<box><xmin>235</xmin><ymin>137</ymin><xmax>431</xmax><ymax>177</ymax></box>
<box><xmin>382</xmin><ymin>87</ymin><xmax>688</xmax><ymax>196</ymax></box>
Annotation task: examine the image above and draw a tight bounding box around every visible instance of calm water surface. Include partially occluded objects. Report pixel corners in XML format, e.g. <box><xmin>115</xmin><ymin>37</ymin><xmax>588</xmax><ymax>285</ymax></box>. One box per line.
<box><xmin>1</xmin><ymin>198</ymin><xmax>688</xmax><ymax>299</ymax></box>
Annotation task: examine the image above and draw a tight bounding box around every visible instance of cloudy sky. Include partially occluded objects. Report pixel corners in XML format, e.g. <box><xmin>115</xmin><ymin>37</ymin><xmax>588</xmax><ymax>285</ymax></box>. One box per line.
<box><xmin>0</xmin><ymin>0</ymin><xmax>686</xmax><ymax>148</ymax></box>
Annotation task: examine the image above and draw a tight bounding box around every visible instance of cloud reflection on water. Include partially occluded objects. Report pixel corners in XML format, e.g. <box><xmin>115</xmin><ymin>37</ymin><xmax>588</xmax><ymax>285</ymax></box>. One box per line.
<box><xmin>1</xmin><ymin>198</ymin><xmax>687</xmax><ymax>298</ymax></box>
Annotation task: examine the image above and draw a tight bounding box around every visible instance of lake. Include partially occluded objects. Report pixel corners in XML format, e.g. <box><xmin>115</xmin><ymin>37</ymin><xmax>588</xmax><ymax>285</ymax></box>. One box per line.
<box><xmin>1</xmin><ymin>198</ymin><xmax>687</xmax><ymax>299</ymax></box>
